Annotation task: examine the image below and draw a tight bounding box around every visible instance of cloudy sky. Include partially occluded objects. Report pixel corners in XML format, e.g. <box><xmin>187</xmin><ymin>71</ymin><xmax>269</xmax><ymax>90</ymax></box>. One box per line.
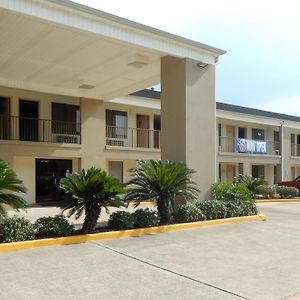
<box><xmin>74</xmin><ymin>0</ymin><xmax>300</xmax><ymax>116</ymax></box>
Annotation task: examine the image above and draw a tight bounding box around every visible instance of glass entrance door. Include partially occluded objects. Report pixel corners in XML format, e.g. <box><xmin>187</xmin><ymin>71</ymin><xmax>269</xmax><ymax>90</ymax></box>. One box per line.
<box><xmin>36</xmin><ymin>159</ymin><xmax>72</xmax><ymax>204</ymax></box>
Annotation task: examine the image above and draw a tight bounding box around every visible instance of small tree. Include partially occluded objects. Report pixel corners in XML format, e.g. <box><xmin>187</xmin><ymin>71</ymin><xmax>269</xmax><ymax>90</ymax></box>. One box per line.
<box><xmin>0</xmin><ymin>160</ymin><xmax>27</xmax><ymax>217</ymax></box>
<box><xmin>125</xmin><ymin>160</ymin><xmax>199</xmax><ymax>224</ymax></box>
<box><xmin>59</xmin><ymin>167</ymin><xmax>125</xmax><ymax>233</ymax></box>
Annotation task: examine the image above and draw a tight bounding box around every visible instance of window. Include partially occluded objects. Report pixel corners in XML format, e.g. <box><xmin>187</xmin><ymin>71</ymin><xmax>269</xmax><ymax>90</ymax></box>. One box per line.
<box><xmin>274</xmin><ymin>165</ymin><xmax>278</xmax><ymax>184</ymax></box>
<box><xmin>108</xmin><ymin>161</ymin><xmax>123</xmax><ymax>183</ymax></box>
<box><xmin>218</xmin><ymin>124</ymin><xmax>222</xmax><ymax>146</ymax></box>
<box><xmin>52</xmin><ymin>103</ymin><xmax>80</xmax><ymax>134</ymax></box>
<box><xmin>238</xmin><ymin>127</ymin><xmax>246</xmax><ymax>139</ymax></box>
<box><xmin>106</xmin><ymin>110</ymin><xmax>128</xmax><ymax>138</ymax></box>
<box><xmin>274</xmin><ymin>131</ymin><xmax>280</xmax><ymax>142</ymax></box>
<box><xmin>252</xmin><ymin>165</ymin><xmax>264</xmax><ymax>179</ymax></box>
<box><xmin>238</xmin><ymin>163</ymin><xmax>243</xmax><ymax>175</ymax></box>
<box><xmin>252</xmin><ymin>128</ymin><xmax>264</xmax><ymax>141</ymax></box>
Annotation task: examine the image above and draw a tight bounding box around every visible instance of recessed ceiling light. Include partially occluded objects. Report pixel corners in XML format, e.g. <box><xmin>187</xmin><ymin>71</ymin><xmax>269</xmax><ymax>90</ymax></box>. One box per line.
<box><xmin>128</xmin><ymin>54</ymin><xmax>149</xmax><ymax>68</ymax></box>
<box><xmin>78</xmin><ymin>79</ymin><xmax>96</xmax><ymax>90</ymax></box>
<box><xmin>79</xmin><ymin>84</ymin><xmax>95</xmax><ymax>90</ymax></box>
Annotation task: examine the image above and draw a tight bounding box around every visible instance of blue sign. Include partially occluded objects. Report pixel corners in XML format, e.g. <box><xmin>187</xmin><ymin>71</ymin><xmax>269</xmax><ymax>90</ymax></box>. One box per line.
<box><xmin>235</xmin><ymin>138</ymin><xmax>267</xmax><ymax>154</ymax></box>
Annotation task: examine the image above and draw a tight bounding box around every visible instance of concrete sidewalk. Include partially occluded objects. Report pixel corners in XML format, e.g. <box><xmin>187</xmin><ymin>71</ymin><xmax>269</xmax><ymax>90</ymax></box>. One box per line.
<box><xmin>1</xmin><ymin>202</ymin><xmax>300</xmax><ymax>300</ymax></box>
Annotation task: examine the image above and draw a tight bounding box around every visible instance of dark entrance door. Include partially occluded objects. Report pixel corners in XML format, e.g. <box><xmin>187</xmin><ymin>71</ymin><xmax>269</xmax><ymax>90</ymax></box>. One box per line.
<box><xmin>0</xmin><ymin>97</ymin><xmax>10</xmax><ymax>140</ymax></box>
<box><xmin>19</xmin><ymin>100</ymin><xmax>39</xmax><ymax>141</ymax></box>
<box><xmin>36</xmin><ymin>159</ymin><xmax>72</xmax><ymax>204</ymax></box>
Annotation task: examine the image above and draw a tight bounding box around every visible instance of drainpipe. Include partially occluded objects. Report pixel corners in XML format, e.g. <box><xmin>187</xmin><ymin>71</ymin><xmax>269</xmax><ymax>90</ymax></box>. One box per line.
<box><xmin>280</xmin><ymin>121</ymin><xmax>285</xmax><ymax>181</ymax></box>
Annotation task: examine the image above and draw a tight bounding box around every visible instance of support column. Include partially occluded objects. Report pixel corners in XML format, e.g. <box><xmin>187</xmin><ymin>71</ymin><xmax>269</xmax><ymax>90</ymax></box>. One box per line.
<box><xmin>264</xmin><ymin>164</ymin><xmax>274</xmax><ymax>184</ymax></box>
<box><xmin>161</xmin><ymin>56</ymin><xmax>216</xmax><ymax>200</ymax></box>
<box><xmin>81</xmin><ymin>98</ymin><xmax>105</xmax><ymax>170</ymax></box>
<box><xmin>281</xmin><ymin>125</ymin><xmax>291</xmax><ymax>181</ymax></box>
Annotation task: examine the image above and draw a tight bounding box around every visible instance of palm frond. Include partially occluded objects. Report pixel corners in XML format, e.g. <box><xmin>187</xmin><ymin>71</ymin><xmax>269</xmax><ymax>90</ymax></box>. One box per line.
<box><xmin>0</xmin><ymin>160</ymin><xmax>27</xmax><ymax>214</ymax></box>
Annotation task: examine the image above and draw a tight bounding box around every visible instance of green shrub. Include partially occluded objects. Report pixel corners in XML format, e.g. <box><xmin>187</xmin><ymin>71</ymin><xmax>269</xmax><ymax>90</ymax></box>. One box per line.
<box><xmin>108</xmin><ymin>211</ymin><xmax>135</xmax><ymax>230</ymax></box>
<box><xmin>276</xmin><ymin>185</ymin><xmax>299</xmax><ymax>198</ymax></box>
<box><xmin>256</xmin><ymin>185</ymin><xmax>276</xmax><ymax>198</ymax></box>
<box><xmin>234</xmin><ymin>174</ymin><xmax>267</xmax><ymax>193</ymax></box>
<box><xmin>224</xmin><ymin>199</ymin><xmax>258</xmax><ymax>217</ymax></box>
<box><xmin>212</xmin><ymin>182</ymin><xmax>252</xmax><ymax>202</ymax></box>
<box><xmin>34</xmin><ymin>215</ymin><xmax>75</xmax><ymax>238</ymax></box>
<box><xmin>172</xmin><ymin>203</ymin><xmax>206</xmax><ymax>223</ymax></box>
<box><xmin>195</xmin><ymin>200</ymin><xmax>227</xmax><ymax>220</ymax></box>
<box><xmin>0</xmin><ymin>216</ymin><xmax>34</xmax><ymax>243</ymax></box>
<box><xmin>133</xmin><ymin>209</ymin><xmax>160</xmax><ymax>228</ymax></box>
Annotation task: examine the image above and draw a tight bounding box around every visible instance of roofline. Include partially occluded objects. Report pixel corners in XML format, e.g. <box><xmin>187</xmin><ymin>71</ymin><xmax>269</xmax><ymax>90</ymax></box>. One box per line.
<box><xmin>46</xmin><ymin>0</ymin><xmax>226</xmax><ymax>57</ymax></box>
<box><xmin>216</xmin><ymin>102</ymin><xmax>300</xmax><ymax>123</ymax></box>
<box><xmin>130</xmin><ymin>89</ymin><xmax>300</xmax><ymax>123</ymax></box>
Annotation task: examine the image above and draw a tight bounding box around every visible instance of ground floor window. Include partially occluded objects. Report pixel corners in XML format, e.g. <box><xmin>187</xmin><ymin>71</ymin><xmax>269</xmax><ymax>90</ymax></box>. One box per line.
<box><xmin>108</xmin><ymin>161</ymin><xmax>123</xmax><ymax>183</ymax></box>
<box><xmin>238</xmin><ymin>163</ymin><xmax>243</xmax><ymax>175</ymax></box>
<box><xmin>252</xmin><ymin>165</ymin><xmax>264</xmax><ymax>179</ymax></box>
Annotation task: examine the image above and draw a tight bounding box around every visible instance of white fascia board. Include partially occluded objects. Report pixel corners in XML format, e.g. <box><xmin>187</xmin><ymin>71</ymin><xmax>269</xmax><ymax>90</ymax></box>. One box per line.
<box><xmin>108</xmin><ymin>96</ymin><xmax>161</xmax><ymax>110</ymax></box>
<box><xmin>1</xmin><ymin>0</ymin><xmax>225</xmax><ymax>64</ymax></box>
<box><xmin>217</xmin><ymin>110</ymin><xmax>300</xmax><ymax>130</ymax></box>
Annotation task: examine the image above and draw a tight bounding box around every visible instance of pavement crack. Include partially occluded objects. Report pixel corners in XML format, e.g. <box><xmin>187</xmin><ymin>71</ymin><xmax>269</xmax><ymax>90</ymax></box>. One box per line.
<box><xmin>92</xmin><ymin>242</ymin><xmax>253</xmax><ymax>300</ymax></box>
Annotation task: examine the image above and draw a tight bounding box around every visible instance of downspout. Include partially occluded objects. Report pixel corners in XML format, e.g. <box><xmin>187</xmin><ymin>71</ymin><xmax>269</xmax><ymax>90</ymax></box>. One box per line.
<box><xmin>280</xmin><ymin>121</ymin><xmax>285</xmax><ymax>181</ymax></box>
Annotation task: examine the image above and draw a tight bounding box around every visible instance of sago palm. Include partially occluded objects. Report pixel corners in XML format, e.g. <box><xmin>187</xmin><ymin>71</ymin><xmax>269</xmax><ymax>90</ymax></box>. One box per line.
<box><xmin>234</xmin><ymin>174</ymin><xmax>267</xmax><ymax>194</ymax></box>
<box><xmin>59</xmin><ymin>167</ymin><xmax>125</xmax><ymax>233</ymax></box>
<box><xmin>125</xmin><ymin>160</ymin><xmax>200</xmax><ymax>224</ymax></box>
<box><xmin>0</xmin><ymin>159</ymin><xmax>27</xmax><ymax>217</ymax></box>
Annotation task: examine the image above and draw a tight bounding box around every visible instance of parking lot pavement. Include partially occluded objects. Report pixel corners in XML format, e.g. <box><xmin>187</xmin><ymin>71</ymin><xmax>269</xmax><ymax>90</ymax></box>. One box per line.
<box><xmin>1</xmin><ymin>202</ymin><xmax>300</xmax><ymax>300</ymax></box>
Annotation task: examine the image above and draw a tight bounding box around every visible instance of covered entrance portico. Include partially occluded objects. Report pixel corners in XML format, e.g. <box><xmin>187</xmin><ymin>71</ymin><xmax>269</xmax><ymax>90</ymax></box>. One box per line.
<box><xmin>0</xmin><ymin>0</ymin><xmax>225</xmax><ymax>200</ymax></box>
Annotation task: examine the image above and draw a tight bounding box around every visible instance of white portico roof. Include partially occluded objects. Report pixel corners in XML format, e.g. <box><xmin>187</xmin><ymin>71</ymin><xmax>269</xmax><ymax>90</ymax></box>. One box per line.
<box><xmin>0</xmin><ymin>0</ymin><xmax>226</xmax><ymax>100</ymax></box>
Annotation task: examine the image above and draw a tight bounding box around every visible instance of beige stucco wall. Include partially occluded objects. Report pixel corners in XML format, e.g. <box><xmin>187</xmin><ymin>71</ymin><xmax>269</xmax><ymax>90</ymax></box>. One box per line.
<box><xmin>282</xmin><ymin>126</ymin><xmax>292</xmax><ymax>180</ymax></box>
<box><xmin>219</xmin><ymin>162</ymin><xmax>275</xmax><ymax>184</ymax></box>
<box><xmin>13</xmin><ymin>156</ymin><xmax>35</xmax><ymax>204</ymax></box>
<box><xmin>0</xmin><ymin>87</ymin><xmax>161</xmax><ymax>204</ymax></box>
<box><xmin>161</xmin><ymin>56</ymin><xmax>216</xmax><ymax>200</ymax></box>
<box><xmin>2</xmin><ymin>85</ymin><xmax>300</xmax><ymax>205</ymax></box>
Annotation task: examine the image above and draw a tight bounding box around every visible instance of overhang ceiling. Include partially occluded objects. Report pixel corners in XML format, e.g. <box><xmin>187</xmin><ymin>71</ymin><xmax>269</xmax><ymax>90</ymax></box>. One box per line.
<box><xmin>0</xmin><ymin>9</ymin><xmax>162</xmax><ymax>100</ymax></box>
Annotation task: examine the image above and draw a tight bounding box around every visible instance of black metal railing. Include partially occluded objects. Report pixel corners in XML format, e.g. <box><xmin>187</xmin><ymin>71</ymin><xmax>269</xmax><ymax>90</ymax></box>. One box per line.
<box><xmin>0</xmin><ymin>115</ymin><xmax>81</xmax><ymax>144</ymax></box>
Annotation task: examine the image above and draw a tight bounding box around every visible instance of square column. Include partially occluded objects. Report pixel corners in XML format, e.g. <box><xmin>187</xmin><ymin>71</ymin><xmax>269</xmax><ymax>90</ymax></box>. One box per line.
<box><xmin>81</xmin><ymin>98</ymin><xmax>106</xmax><ymax>170</ymax></box>
<box><xmin>281</xmin><ymin>125</ymin><xmax>292</xmax><ymax>181</ymax></box>
<box><xmin>161</xmin><ymin>56</ymin><xmax>216</xmax><ymax>200</ymax></box>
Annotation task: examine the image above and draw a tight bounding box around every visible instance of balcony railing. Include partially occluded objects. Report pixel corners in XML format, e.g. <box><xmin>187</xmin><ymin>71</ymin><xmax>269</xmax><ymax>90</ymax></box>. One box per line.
<box><xmin>291</xmin><ymin>143</ymin><xmax>300</xmax><ymax>156</ymax></box>
<box><xmin>106</xmin><ymin>126</ymin><xmax>160</xmax><ymax>149</ymax></box>
<box><xmin>0</xmin><ymin>115</ymin><xmax>81</xmax><ymax>144</ymax></box>
<box><xmin>219</xmin><ymin>137</ymin><xmax>281</xmax><ymax>155</ymax></box>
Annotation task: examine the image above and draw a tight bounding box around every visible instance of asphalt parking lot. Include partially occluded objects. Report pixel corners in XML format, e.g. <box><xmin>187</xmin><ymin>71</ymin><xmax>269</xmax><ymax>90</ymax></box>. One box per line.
<box><xmin>1</xmin><ymin>202</ymin><xmax>300</xmax><ymax>300</ymax></box>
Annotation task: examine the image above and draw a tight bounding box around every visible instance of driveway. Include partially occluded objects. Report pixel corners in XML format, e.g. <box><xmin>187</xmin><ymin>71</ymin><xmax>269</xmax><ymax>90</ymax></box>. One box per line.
<box><xmin>1</xmin><ymin>202</ymin><xmax>300</xmax><ymax>300</ymax></box>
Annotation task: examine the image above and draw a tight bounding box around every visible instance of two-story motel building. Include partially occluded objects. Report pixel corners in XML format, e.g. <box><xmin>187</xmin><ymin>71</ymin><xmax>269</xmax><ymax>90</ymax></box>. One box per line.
<box><xmin>1</xmin><ymin>0</ymin><xmax>299</xmax><ymax>206</ymax></box>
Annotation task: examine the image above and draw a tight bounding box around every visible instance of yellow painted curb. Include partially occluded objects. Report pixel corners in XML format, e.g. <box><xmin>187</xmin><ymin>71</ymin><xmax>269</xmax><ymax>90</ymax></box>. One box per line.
<box><xmin>256</xmin><ymin>199</ymin><xmax>300</xmax><ymax>203</ymax></box>
<box><xmin>0</xmin><ymin>214</ymin><xmax>266</xmax><ymax>253</ymax></box>
<box><xmin>128</xmin><ymin>201</ymin><xmax>155</xmax><ymax>206</ymax></box>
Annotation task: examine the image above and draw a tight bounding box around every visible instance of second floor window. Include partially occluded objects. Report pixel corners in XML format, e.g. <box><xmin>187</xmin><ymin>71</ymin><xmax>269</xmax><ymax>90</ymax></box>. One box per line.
<box><xmin>106</xmin><ymin>110</ymin><xmax>128</xmax><ymax>138</ymax></box>
<box><xmin>252</xmin><ymin>128</ymin><xmax>264</xmax><ymax>141</ymax></box>
<box><xmin>52</xmin><ymin>103</ymin><xmax>80</xmax><ymax>134</ymax></box>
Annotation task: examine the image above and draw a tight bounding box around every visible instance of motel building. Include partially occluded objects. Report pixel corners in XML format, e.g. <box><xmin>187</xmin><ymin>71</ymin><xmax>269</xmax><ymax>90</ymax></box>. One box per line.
<box><xmin>0</xmin><ymin>0</ymin><xmax>299</xmax><ymax>206</ymax></box>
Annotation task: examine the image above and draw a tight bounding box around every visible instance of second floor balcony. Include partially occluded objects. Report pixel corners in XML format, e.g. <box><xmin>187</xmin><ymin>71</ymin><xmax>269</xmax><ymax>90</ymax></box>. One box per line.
<box><xmin>0</xmin><ymin>115</ymin><xmax>81</xmax><ymax>144</ymax></box>
<box><xmin>219</xmin><ymin>136</ymin><xmax>281</xmax><ymax>156</ymax></box>
<box><xmin>106</xmin><ymin>125</ymin><xmax>160</xmax><ymax>150</ymax></box>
